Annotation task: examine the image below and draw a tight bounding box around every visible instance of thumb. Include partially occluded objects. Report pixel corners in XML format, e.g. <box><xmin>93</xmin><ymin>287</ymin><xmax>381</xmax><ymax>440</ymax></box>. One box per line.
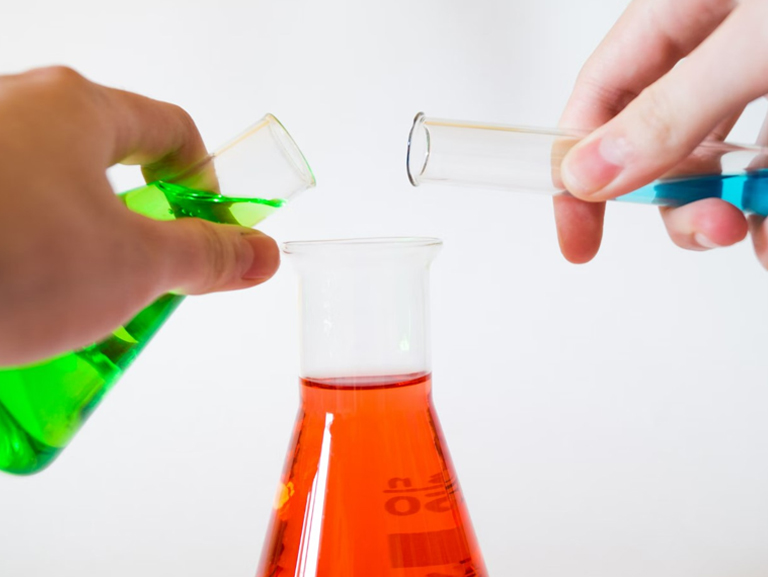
<box><xmin>138</xmin><ymin>217</ymin><xmax>280</xmax><ymax>295</ymax></box>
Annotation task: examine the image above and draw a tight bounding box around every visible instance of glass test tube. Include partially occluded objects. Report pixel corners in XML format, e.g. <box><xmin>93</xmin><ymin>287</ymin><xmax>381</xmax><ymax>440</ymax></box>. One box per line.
<box><xmin>407</xmin><ymin>112</ymin><xmax>768</xmax><ymax>216</ymax></box>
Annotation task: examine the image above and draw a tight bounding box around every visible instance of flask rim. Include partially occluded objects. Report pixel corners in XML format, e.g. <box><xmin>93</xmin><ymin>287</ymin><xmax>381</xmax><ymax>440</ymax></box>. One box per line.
<box><xmin>282</xmin><ymin>237</ymin><xmax>442</xmax><ymax>255</ymax></box>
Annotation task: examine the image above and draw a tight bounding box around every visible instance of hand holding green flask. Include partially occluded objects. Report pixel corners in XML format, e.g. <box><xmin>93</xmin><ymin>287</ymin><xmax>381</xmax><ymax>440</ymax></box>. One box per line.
<box><xmin>0</xmin><ymin>113</ymin><xmax>315</xmax><ymax>475</ymax></box>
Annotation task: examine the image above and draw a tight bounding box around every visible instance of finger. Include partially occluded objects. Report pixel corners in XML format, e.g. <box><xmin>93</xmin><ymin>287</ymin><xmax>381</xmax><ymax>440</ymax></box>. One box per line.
<box><xmin>0</xmin><ymin>67</ymin><xmax>210</xmax><ymax>186</ymax></box>
<box><xmin>661</xmin><ymin>106</ymin><xmax>745</xmax><ymax>180</ymax></box>
<box><xmin>94</xmin><ymin>84</ymin><xmax>210</xmax><ymax>183</ymax></box>
<box><xmin>561</xmin><ymin>0</ymin><xmax>735</xmax><ymax>130</ymax></box>
<box><xmin>561</xmin><ymin>2</ymin><xmax>768</xmax><ymax>201</ymax></box>
<box><xmin>551</xmin><ymin>131</ymin><xmax>605</xmax><ymax>262</ymax></box>
<box><xmin>133</xmin><ymin>216</ymin><xmax>280</xmax><ymax>295</ymax></box>
<box><xmin>748</xmin><ymin>214</ymin><xmax>768</xmax><ymax>268</ymax></box>
<box><xmin>659</xmin><ymin>199</ymin><xmax>747</xmax><ymax>250</ymax></box>
<box><xmin>553</xmin><ymin>195</ymin><xmax>605</xmax><ymax>263</ymax></box>
<box><xmin>555</xmin><ymin>0</ymin><xmax>734</xmax><ymax>264</ymax></box>
<box><xmin>655</xmin><ymin>107</ymin><xmax>747</xmax><ymax>250</ymax></box>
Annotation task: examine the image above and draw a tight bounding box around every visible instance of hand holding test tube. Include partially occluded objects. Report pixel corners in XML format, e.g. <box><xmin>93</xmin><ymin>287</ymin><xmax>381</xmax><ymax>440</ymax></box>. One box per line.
<box><xmin>407</xmin><ymin>112</ymin><xmax>768</xmax><ymax>217</ymax></box>
<box><xmin>553</xmin><ymin>0</ymin><xmax>768</xmax><ymax>265</ymax></box>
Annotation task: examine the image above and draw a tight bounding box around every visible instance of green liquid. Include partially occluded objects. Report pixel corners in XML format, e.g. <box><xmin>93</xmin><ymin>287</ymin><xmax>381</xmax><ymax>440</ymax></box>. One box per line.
<box><xmin>0</xmin><ymin>182</ymin><xmax>284</xmax><ymax>475</ymax></box>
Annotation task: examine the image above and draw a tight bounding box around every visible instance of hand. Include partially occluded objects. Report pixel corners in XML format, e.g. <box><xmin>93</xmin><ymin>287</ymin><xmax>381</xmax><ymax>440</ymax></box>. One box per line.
<box><xmin>0</xmin><ymin>67</ymin><xmax>279</xmax><ymax>366</ymax></box>
<box><xmin>555</xmin><ymin>0</ymin><xmax>768</xmax><ymax>266</ymax></box>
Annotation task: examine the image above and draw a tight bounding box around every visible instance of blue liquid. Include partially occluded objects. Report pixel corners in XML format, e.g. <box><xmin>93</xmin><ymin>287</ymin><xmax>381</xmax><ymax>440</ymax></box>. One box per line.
<box><xmin>616</xmin><ymin>169</ymin><xmax>768</xmax><ymax>216</ymax></box>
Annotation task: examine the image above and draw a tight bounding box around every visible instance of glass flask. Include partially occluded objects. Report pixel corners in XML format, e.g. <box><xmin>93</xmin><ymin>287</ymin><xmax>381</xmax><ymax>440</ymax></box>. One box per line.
<box><xmin>257</xmin><ymin>238</ymin><xmax>487</xmax><ymax>577</ymax></box>
<box><xmin>407</xmin><ymin>112</ymin><xmax>768</xmax><ymax>216</ymax></box>
<box><xmin>0</xmin><ymin>114</ymin><xmax>315</xmax><ymax>476</ymax></box>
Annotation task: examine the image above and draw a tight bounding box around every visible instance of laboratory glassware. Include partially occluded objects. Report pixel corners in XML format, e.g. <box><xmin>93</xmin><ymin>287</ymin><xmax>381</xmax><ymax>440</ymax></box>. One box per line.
<box><xmin>257</xmin><ymin>238</ymin><xmax>487</xmax><ymax>577</ymax></box>
<box><xmin>407</xmin><ymin>112</ymin><xmax>768</xmax><ymax>215</ymax></box>
<box><xmin>0</xmin><ymin>114</ymin><xmax>315</xmax><ymax>475</ymax></box>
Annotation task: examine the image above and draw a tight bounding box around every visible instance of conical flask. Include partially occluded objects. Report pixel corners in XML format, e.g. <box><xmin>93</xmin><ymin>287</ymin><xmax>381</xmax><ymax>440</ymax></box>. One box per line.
<box><xmin>0</xmin><ymin>115</ymin><xmax>315</xmax><ymax>475</ymax></box>
<box><xmin>257</xmin><ymin>238</ymin><xmax>487</xmax><ymax>577</ymax></box>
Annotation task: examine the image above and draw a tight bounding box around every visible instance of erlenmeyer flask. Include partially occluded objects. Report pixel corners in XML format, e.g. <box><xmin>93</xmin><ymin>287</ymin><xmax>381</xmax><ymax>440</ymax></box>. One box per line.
<box><xmin>0</xmin><ymin>115</ymin><xmax>315</xmax><ymax>475</ymax></box>
<box><xmin>257</xmin><ymin>238</ymin><xmax>487</xmax><ymax>577</ymax></box>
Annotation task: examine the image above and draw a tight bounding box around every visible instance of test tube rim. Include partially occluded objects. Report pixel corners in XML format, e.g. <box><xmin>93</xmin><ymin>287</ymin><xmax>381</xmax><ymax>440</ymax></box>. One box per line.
<box><xmin>167</xmin><ymin>113</ymin><xmax>316</xmax><ymax>200</ymax></box>
<box><xmin>263</xmin><ymin>113</ymin><xmax>317</xmax><ymax>193</ymax></box>
<box><xmin>406</xmin><ymin>111</ymin><xmax>430</xmax><ymax>187</ymax></box>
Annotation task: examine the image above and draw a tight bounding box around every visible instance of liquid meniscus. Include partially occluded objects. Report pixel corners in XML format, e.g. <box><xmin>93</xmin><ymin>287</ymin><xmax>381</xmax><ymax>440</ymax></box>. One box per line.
<box><xmin>121</xmin><ymin>181</ymin><xmax>286</xmax><ymax>227</ymax></box>
<box><xmin>0</xmin><ymin>181</ymin><xmax>284</xmax><ymax>475</ymax></box>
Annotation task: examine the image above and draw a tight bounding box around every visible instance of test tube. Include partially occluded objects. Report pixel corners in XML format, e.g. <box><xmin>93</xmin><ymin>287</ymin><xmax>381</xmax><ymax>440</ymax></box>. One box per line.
<box><xmin>406</xmin><ymin>112</ymin><xmax>768</xmax><ymax>216</ymax></box>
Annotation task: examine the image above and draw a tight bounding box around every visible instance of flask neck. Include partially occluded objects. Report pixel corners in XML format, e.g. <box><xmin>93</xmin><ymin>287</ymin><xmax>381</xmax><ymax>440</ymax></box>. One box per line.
<box><xmin>284</xmin><ymin>238</ymin><xmax>441</xmax><ymax>380</ymax></box>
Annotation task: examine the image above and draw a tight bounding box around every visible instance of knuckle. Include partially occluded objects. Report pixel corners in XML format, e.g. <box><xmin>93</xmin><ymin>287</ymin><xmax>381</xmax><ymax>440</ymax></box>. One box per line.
<box><xmin>27</xmin><ymin>65</ymin><xmax>89</xmax><ymax>92</ymax></box>
<box><xmin>19</xmin><ymin>66</ymin><xmax>103</xmax><ymax>127</ymax></box>
<box><xmin>164</xmin><ymin>103</ymin><xmax>199</xmax><ymax>144</ymax></box>
<box><xmin>575</xmin><ymin>73</ymin><xmax>639</xmax><ymax>117</ymax></box>
<box><xmin>172</xmin><ymin>105</ymin><xmax>204</xmax><ymax>151</ymax></box>
<box><xmin>171</xmin><ymin>104</ymin><xmax>196</xmax><ymax>131</ymax></box>
<box><xmin>633</xmin><ymin>85</ymin><xmax>677</xmax><ymax>147</ymax></box>
<box><xmin>192</xmin><ymin>220</ymin><xmax>238</xmax><ymax>290</ymax></box>
<box><xmin>145</xmin><ymin>103</ymin><xmax>203</xmax><ymax>168</ymax></box>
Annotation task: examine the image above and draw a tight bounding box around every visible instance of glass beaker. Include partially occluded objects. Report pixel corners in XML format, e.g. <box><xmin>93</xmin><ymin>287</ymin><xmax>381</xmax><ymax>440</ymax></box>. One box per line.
<box><xmin>257</xmin><ymin>238</ymin><xmax>487</xmax><ymax>577</ymax></box>
<box><xmin>407</xmin><ymin>112</ymin><xmax>768</xmax><ymax>216</ymax></box>
<box><xmin>0</xmin><ymin>114</ymin><xmax>315</xmax><ymax>476</ymax></box>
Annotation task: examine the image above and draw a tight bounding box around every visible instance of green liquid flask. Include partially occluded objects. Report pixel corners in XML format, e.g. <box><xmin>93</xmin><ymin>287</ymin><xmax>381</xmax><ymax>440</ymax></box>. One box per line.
<box><xmin>0</xmin><ymin>115</ymin><xmax>315</xmax><ymax>475</ymax></box>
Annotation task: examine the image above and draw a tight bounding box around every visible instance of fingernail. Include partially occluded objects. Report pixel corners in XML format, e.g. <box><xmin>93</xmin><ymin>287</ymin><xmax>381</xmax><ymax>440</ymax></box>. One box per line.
<box><xmin>562</xmin><ymin>135</ymin><xmax>629</xmax><ymax>198</ymax></box>
<box><xmin>693</xmin><ymin>232</ymin><xmax>720</xmax><ymax>250</ymax></box>
<box><xmin>242</xmin><ymin>232</ymin><xmax>279</xmax><ymax>280</ymax></box>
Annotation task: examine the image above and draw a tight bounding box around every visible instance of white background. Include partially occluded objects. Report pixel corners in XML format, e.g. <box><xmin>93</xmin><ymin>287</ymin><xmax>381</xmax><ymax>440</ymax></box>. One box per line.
<box><xmin>2</xmin><ymin>1</ymin><xmax>768</xmax><ymax>575</ymax></box>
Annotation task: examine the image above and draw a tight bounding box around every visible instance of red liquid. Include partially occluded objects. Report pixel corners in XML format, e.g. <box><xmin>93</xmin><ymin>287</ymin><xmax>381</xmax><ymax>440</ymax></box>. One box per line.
<box><xmin>256</xmin><ymin>373</ymin><xmax>486</xmax><ymax>577</ymax></box>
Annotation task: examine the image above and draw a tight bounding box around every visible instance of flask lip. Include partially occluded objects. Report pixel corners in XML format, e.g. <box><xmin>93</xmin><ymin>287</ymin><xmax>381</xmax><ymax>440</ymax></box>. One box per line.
<box><xmin>282</xmin><ymin>237</ymin><xmax>442</xmax><ymax>255</ymax></box>
<box><xmin>263</xmin><ymin>113</ymin><xmax>317</xmax><ymax>192</ymax></box>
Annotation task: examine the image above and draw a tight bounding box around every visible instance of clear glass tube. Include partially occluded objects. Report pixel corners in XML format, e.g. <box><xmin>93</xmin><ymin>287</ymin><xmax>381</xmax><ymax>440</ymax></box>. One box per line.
<box><xmin>0</xmin><ymin>114</ymin><xmax>315</xmax><ymax>475</ymax></box>
<box><xmin>257</xmin><ymin>238</ymin><xmax>487</xmax><ymax>577</ymax></box>
<box><xmin>407</xmin><ymin>112</ymin><xmax>768</xmax><ymax>215</ymax></box>
<box><xmin>149</xmin><ymin>113</ymin><xmax>315</xmax><ymax>206</ymax></box>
